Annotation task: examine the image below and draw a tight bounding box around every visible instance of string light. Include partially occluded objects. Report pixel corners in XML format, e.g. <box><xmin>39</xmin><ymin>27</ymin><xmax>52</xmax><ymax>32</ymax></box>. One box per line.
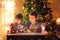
<box><xmin>56</xmin><ymin>18</ymin><xmax>60</xmax><ymax>25</ymax></box>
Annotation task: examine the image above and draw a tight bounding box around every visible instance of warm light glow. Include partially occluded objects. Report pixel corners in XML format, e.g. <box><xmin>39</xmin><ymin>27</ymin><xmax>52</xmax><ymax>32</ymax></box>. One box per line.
<box><xmin>22</xmin><ymin>6</ymin><xmax>24</xmax><ymax>9</ymax></box>
<box><xmin>2</xmin><ymin>0</ymin><xmax>15</xmax><ymax>33</ymax></box>
<box><xmin>5</xmin><ymin>2</ymin><xmax>15</xmax><ymax>13</ymax></box>
<box><xmin>56</xmin><ymin>18</ymin><xmax>60</xmax><ymax>22</ymax></box>
<box><xmin>4</xmin><ymin>0</ymin><xmax>15</xmax><ymax>24</ymax></box>
<box><xmin>4</xmin><ymin>27</ymin><xmax>10</xmax><ymax>33</ymax></box>
<box><xmin>5</xmin><ymin>15</ymin><xmax>14</xmax><ymax>24</ymax></box>
<box><xmin>56</xmin><ymin>18</ymin><xmax>60</xmax><ymax>25</ymax></box>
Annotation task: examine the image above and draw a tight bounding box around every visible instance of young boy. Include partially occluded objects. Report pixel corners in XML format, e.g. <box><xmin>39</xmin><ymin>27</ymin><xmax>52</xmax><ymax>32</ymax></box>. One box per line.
<box><xmin>11</xmin><ymin>13</ymin><xmax>24</xmax><ymax>33</ymax></box>
<box><xmin>24</xmin><ymin>12</ymin><xmax>41</xmax><ymax>33</ymax></box>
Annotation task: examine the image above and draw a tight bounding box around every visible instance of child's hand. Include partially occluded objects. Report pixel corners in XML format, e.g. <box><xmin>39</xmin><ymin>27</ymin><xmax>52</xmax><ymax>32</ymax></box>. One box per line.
<box><xmin>20</xmin><ymin>25</ymin><xmax>24</xmax><ymax>29</ymax></box>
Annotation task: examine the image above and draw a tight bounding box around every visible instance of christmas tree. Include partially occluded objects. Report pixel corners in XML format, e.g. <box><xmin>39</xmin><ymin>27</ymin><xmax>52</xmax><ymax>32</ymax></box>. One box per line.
<box><xmin>23</xmin><ymin>0</ymin><xmax>56</xmax><ymax>32</ymax></box>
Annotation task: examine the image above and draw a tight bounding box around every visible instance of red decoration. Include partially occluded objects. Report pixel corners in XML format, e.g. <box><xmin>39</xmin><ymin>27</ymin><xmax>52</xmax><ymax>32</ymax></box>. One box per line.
<box><xmin>10</xmin><ymin>23</ymin><xmax>13</xmax><ymax>28</ymax></box>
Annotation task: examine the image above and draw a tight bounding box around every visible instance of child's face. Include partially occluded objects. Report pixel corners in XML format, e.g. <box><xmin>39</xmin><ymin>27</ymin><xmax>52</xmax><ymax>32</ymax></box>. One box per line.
<box><xmin>29</xmin><ymin>15</ymin><xmax>37</xmax><ymax>24</ymax></box>
<box><xmin>15</xmin><ymin>18</ymin><xmax>22</xmax><ymax>24</ymax></box>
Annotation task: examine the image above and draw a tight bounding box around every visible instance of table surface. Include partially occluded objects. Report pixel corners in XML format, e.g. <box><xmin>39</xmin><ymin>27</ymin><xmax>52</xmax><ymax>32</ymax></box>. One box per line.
<box><xmin>6</xmin><ymin>33</ymin><xmax>46</xmax><ymax>36</ymax></box>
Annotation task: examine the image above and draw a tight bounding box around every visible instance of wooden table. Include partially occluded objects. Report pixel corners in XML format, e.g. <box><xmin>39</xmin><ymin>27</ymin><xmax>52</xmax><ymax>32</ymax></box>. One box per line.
<box><xmin>6</xmin><ymin>33</ymin><xmax>46</xmax><ymax>40</ymax></box>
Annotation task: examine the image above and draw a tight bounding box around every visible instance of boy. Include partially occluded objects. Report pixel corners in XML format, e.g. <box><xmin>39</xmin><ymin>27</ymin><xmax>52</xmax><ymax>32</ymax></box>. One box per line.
<box><xmin>11</xmin><ymin>13</ymin><xmax>24</xmax><ymax>33</ymax></box>
<box><xmin>24</xmin><ymin>12</ymin><xmax>41</xmax><ymax>33</ymax></box>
